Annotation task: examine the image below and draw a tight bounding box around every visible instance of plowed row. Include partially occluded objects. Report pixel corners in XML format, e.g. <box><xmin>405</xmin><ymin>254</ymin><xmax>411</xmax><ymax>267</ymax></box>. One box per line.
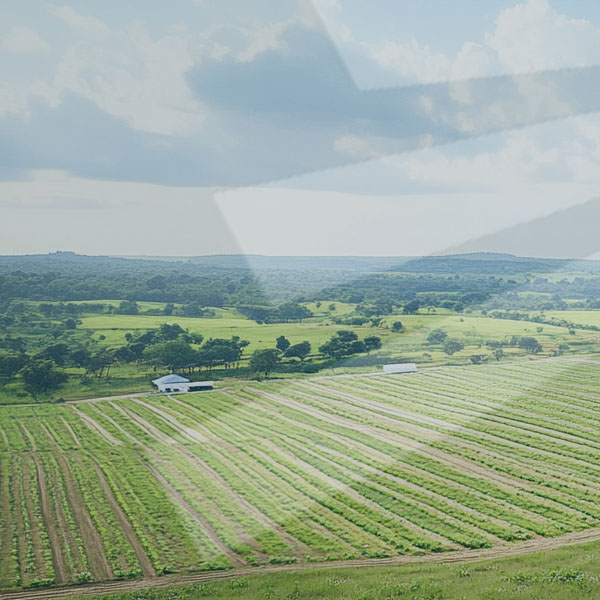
<box><xmin>1</xmin><ymin>359</ymin><xmax>599</xmax><ymax>592</ymax></box>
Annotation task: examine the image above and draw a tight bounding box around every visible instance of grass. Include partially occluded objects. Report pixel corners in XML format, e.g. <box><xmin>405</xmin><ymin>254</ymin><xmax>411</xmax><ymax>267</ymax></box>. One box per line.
<box><xmin>74</xmin><ymin>539</ymin><xmax>600</xmax><ymax>599</ymax></box>
<box><xmin>4</xmin><ymin>301</ymin><xmax>600</xmax><ymax>404</ymax></box>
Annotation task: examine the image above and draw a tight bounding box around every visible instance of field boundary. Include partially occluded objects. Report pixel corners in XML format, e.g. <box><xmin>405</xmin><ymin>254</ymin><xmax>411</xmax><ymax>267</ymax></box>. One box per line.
<box><xmin>2</xmin><ymin>525</ymin><xmax>600</xmax><ymax>600</ymax></box>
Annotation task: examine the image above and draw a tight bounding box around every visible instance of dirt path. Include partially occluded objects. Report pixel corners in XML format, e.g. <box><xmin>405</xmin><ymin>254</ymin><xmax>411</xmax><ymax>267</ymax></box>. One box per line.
<box><xmin>4</xmin><ymin>525</ymin><xmax>600</xmax><ymax>600</ymax></box>
<box><xmin>110</xmin><ymin>403</ymin><xmax>176</xmax><ymax>446</ymax></box>
<box><xmin>144</xmin><ymin>463</ymin><xmax>247</xmax><ymax>568</ymax></box>
<box><xmin>59</xmin><ymin>418</ymin><xmax>81</xmax><ymax>448</ymax></box>
<box><xmin>130</xmin><ymin>399</ymin><xmax>209</xmax><ymax>444</ymax></box>
<box><xmin>70</xmin><ymin>407</ymin><xmax>122</xmax><ymax>447</ymax></box>
<box><xmin>34</xmin><ymin>421</ymin><xmax>113</xmax><ymax>583</ymax></box>
<box><xmin>57</xmin><ymin>452</ymin><xmax>112</xmax><ymax>581</ymax></box>
<box><xmin>91</xmin><ymin>462</ymin><xmax>155</xmax><ymax>579</ymax></box>
<box><xmin>31</xmin><ymin>454</ymin><xmax>66</xmax><ymax>584</ymax></box>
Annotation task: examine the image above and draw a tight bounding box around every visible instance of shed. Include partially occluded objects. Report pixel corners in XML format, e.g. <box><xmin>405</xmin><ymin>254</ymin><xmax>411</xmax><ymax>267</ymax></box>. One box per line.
<box><xmin>383</xmin><ymin>363</ymin><xmax>418</xmax><ymax>375</ymax></box>
<box><xmin>152</xmin><ymin>374</ymin><xmax>189</xmax><ymax>393</ymax></box>
<box><xmin>152</xmin><ymin>374</ymin><xmax>214</xmax><ymax>393</ymax></box>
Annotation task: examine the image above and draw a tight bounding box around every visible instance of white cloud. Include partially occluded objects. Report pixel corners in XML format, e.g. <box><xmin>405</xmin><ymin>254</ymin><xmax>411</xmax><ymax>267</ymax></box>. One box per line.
<box><xmin>1</xmin><ymin>26</ymin><xmax>48</xmax><ymax>54</ymax></box>
<box><xmin>367</xmin><ymin>38</ymin><xmax>452</xmax><ymax>83</ymax></box>
<box><xmin>333</xmin><ymin>135</ymin><xmax>379</xmax><ymax>160</ymax></box>
<box><xmin>49</xmin><ymin>5</ymin><xmax>110</xmax><ymax>38</ymax></box>
<box><xmin>0</xmin><ymin>81</ymin><xmax>27</xmax><ymax>117</ymax></box>
<box><xmin>33</xmin><ymin>20</ymin><xmax>206</xmax><ymax>136</ymax></box>
<box><xmin>320</xmin><ymin>0</ymin><xmax>600</xmax><ymax>86</ymax></box>
<box><xmin>236</xmin><ymin>20</ymin><xmax>292</xmax><ymax>63</ymax></box>
<box><xmin>487</xmin><ymin>0</ymin><xmax>600</xmax><ymax>73</ymax></box>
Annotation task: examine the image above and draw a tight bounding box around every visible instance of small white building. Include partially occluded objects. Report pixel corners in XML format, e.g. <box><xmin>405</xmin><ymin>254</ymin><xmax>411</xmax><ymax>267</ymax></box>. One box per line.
<box><xmin>383</xmin><ymin>363</ymin><xmax>418</xmax><ymax>375</ymax></box>
<box><xmin>152</xmin><ymin>374</ymin><xmax>214</xmax><ymax>393</ymax></box>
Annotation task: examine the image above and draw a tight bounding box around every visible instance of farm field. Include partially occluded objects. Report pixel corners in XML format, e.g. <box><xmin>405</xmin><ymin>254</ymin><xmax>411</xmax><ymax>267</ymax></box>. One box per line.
<box><xmin>77</xmin><ymin>310</ymin><xmax>592</xmax><ymax>355</ymax></box>
<box><xmin>2</xmin><ymin>358</ymin><xmax>600</xmax><ymax>592</ymax></box>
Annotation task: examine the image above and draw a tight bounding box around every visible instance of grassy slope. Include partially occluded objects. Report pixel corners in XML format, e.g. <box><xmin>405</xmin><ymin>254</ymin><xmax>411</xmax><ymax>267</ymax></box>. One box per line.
<box><xmin>78</xmin><ymin>540</ymin><xmax>600</xmax><ymax>600</ymax></box>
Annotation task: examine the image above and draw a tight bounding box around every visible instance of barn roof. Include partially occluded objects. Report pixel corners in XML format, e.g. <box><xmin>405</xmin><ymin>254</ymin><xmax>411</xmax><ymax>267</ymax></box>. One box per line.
<box><xmin>383</xmin><ymin>363</ymin><xmax>418</xmax><ymax>373</ymax></box>
<box><xmin>152</xmin><ymin>374</ymin><xmax>190</xmax><ymax>385</ymax></box>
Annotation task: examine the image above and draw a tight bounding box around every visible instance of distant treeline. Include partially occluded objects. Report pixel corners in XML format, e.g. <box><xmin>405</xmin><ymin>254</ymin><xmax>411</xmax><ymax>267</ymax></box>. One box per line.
<box><xmin>4</xmin><ymin>253</ymin><xmax>600</xmax><ymax>313</ymax></box>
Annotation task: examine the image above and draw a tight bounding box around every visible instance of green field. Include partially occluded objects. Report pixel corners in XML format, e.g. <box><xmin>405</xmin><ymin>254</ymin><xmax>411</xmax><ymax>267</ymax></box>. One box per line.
<box><xmin>537</xmin><ymin>310</ymin><xmax>600</xmax><ymax>328</ymax></box>
<box><xmin>73</xmin><ymin>540</ymin><xmax>600</xmax><ymax>600</ymax></box>
<box><xmin>3</xmin><ymin>358</ymin><xmax>600</xmax><ymax>593</ymax></box>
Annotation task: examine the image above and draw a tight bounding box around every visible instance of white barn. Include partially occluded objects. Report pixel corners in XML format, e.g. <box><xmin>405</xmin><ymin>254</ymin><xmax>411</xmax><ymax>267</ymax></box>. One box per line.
<box><xmin>152</xmin><ymin>374</ymin><xmax>214</xmax><ymax>393</ymax></box>
<box><xmin>382</xmin><ymin>363</ymin><xmax>418</xmax><ymax>375</ymax></box>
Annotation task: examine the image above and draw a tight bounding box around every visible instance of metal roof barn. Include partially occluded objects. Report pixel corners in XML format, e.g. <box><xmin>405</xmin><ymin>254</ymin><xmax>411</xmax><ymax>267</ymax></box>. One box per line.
<box><xmin>152</xmin><ymin>374</ymin><xmax>214</xmax><ymax>393</ymax></box>
<box><xmin>152</xmin><ymin>374</ymin><xmax>190</xmax><ymax>386</ymax></box>
<box><xmin>383</xmin><ymin>363</ymin><xmax>418</xmax><ymax>374</ymax></box>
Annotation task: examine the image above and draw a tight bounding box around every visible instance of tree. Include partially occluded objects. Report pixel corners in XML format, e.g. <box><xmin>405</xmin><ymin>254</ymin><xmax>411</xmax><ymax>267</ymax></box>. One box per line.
<box><xmin>276</xmin><ymin>335</ymin><xmax>291</xmax><ymax>354</ymax></box>
<box><xmin>36</xmin><ymin>343</ymin><xmax>70</xmax><ymax>366</ymax></box>
<box><xmin>146</xmin><ymin>274</ymin><xmax>167</xmax><ymax>290</ymax></box>
<box><xmin>86</xmin><ymin>350</ymin><xmax>115</xmax><ymax>378</ymax></box>
<box><xmin>113</xmin><ymin>346</ymin><xmax>136</xmax><ymax>363</ymax></box>
<box><xmin>403</xmin><ymin>300</ymin><xmax>420</xmax><ymax>315</ymax></box>
<box><xmin>469</xmin><ymin>354</ymin><xmax>486</xmax><ymax>364</ymax></box>
<box><xmin>392</xmin><ymin>321</ymin><xmax>404</xmax><ymax>332</ymax></box>
<box><xmin>116</xmin><ymin>300</ymin><xmax>139</xmax><ymax>315</ymax></box>
<box><xmin>426</xmin><ymin>329</ymin><xmax>448</xmax><ymax>345</ymax></box>
<box><xmin>494</xmin><ymin>348</ymin><xmax>505</xmax><ymax>361</ymax></box>
<box><xmin>336</xmin><ymin>330</ymin><xmax>358</xmax><ymax>343</ymax></box>
<box><xmin>0</xmin><ymin>354</ymin><xmax>29</xmax><ymax>380</ymax></box>
<box><xmin>519</xmin><ymin>337</ymin><xmax>542</xmax><ymax>354</ymax></box>
<box><xmin>443</xmin><ymin>339</ymin><xmax>464</xmax><ymax>355</ymax></box>
<box><xmin>198</xmin><ymin>337</ymin><xmax>247</xmax><ymax>370</ymax></box>
<box><xmin>328</xmin><ymin>304</ymin><xmax>336</xmax><ymax>312</ymax></box>
<box><xmin>285</xmin><ymin>341</ymin><xmax>311</xmax><ymax>361</ymax></box>
<box><xmin>319</xmin><ymin>331</ymin><xmax>365</xmax><ymax>360</ymax></box>
<box><xmin>20</xmin><ymin>360</ymin><xmax>67</xmax><ymax>396</ymax></box>
<box><xmin>157</xmin><ymin>323</ymin><xmax>187</xmax><ymax>341</ymax></box>
<box><xmin>64</xmin><ymin>318</ymin><xmax>78</xmax><ymax>330</ymax></box>
<box><xmin>250</xmin><ymin>349</ymin><xmax>280</xmax><ymax>378</ymax></box>
<box><xmin>369</xmin><ymin>317</ymin><xmax>383</xmax><ymax>328</ymax></box>
<box><xmin>143</xmin><ymin>341</ymin><xmax>198</xmax><ymax>371</ymax></box>
<box><xmin>277</xmin><ymin>303</ymin><xmax>313</xmax><ymax>322</ymax></box>
<box><xmin>363</xmin><ymin>336</ymin><xmax>382</xmax><ymax>353</ymax></box>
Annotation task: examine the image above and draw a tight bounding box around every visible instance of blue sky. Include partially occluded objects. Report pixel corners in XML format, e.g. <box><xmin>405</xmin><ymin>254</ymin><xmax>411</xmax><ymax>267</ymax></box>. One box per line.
<box><xmin>1</xmin><ymin>1</ymin><xmax>600</xmax><ymax>256</ymax></box>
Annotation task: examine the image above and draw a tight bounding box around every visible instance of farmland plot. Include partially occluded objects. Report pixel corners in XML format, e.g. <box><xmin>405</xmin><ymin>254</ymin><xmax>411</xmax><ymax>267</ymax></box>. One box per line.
<box><xmin>1</xmin><ymin>358</ymin><xmax>600</xmax><ymax>591</ymax></box>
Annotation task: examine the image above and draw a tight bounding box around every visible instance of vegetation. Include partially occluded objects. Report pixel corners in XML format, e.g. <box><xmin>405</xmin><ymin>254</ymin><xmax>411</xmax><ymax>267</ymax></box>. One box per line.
<box><xmin>4</xmin><ymin>359</ymin><xmax>600</xmax><ymax>591</ymax></box>
<box><xmin>74</xmin><ymin>539</ymin><xmax>600</xmax><ymax>600</ymax></box>
<box><xmin>4</xmin><ymin>252</ymin><xmax>600</xmax><ymax>403</ymax></box>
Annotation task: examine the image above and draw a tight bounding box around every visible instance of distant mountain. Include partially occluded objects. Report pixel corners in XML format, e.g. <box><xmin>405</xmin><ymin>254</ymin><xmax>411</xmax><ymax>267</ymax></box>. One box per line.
<box><xmin>2</xmin><ymin>250</ymin><xmax>600</xmax><ymax>277</ymax></box>
<box><xmin>449</xmin><ymin>197</ymin><xmax>600</xmax><ymax>260</ymax></box>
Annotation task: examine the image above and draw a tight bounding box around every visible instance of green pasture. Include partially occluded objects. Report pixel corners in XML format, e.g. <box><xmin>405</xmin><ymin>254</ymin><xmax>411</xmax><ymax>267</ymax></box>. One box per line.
<box><xmin>77</xmin><ymin>310</ymin><xmax>600</xmax><ymax>359</ymax></box>
<box><xmin>537</xmin><ymin>310</ymin><xmax>600</xmax><ymax>327</ymax></box>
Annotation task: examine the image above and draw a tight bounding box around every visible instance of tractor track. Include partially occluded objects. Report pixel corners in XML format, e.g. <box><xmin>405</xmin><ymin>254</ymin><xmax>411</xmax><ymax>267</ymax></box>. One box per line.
<box><xmin>3</xmin><ymin>525</ymin><xmax>600</xmax><ymax>600</ymax></box>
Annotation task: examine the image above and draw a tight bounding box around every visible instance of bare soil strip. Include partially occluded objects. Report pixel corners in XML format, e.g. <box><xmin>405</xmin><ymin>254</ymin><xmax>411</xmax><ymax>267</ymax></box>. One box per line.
<box><xmin>56</xmin><ymin>453</ymin><xmax>112</xmax><ymax>581</ymax></box>
<box><xmin>59</xmin><ymin>418</ymin><xmax>81</xmax><ymax>448</ymax></box>
<box><xmin>70</xmin><ymin>407</ymin><xmax>122</xmax><ymax>447</ymax></box>
<box><xmin>31</xmin><ymin>454</ymin><xmax>66</xmax><ymax>584</ymax></box>
<box><xmin>144</xmin><ymin>463</ymin><xmax>247</xmax><ymax>567</ymax></box>
<box><xmin>4</xmin><ymin>526</ymin><xmax>600</xmax><ymax>600</ymax></box>
<box><xmin>91</xmin><ymin>462</ymin><xmax>156</xmax><ymax>579</ymax></box>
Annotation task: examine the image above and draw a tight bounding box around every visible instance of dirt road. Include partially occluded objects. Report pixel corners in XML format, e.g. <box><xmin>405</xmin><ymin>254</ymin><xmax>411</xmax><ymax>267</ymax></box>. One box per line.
<box><xmin>2</xmin><ymin>525</ymin><xmax>600</xmax><ymax>600</ymax></box>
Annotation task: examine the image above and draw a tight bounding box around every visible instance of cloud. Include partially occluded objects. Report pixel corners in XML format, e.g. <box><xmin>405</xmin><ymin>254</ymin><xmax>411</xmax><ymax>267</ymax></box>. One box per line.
<box><xmin>1</xmin><ymin>0</ymin><xmax>599</xmax><ymax>189</ymax></box>
<box><xmin>320</xmin><ymin>0</ymin><xmax>600</xmax><ymax>87</ymax></box>
<box><xmin>1</xmin><ymin>26</ymin><xmax>48</xmax><ymax>54</ymax></box>
<box><xmin>49</xmin><ymin>5</ymin><xmax>110</xmax><ymax>38</ymax></box>
<box><xmin>487</xmin><ymin>0</ymin><xmax>600</xmax><ymax>73</ymax></box>
<box><xmin>33</xmin><ymin>19</ymin><xmax>206</xmax><ymax>136</ymax></box>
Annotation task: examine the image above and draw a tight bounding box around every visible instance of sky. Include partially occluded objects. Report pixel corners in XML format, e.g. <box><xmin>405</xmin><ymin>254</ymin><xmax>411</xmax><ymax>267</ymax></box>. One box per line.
<box><xmin>1</xmin><ymin>0</ymin><xmax>600</xmax><ymax>257</ymax></box>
